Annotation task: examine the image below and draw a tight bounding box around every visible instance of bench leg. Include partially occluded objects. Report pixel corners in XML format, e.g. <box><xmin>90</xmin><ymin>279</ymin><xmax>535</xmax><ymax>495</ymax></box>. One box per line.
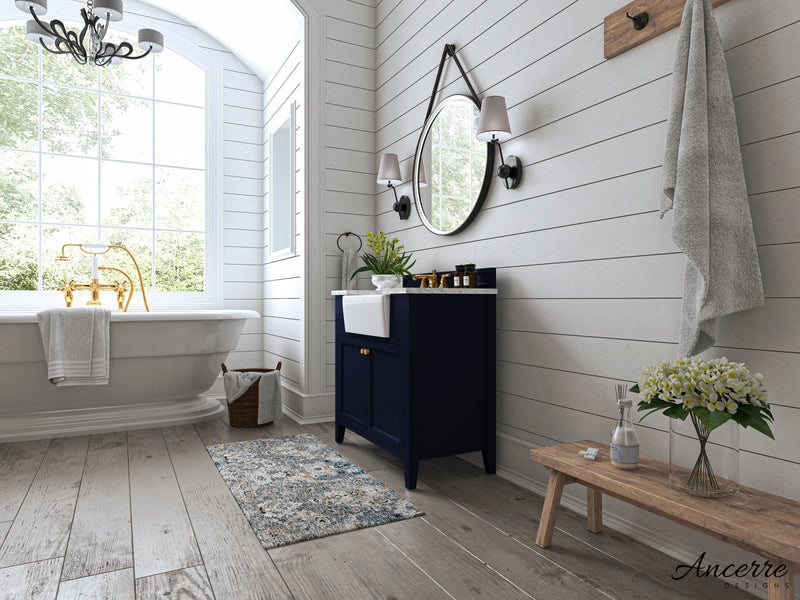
<box><xmin>769</xmin><ymin>562</ymin><xmax>796</xmax><ymax>600</ymax></box>
<box><xmin>587</xmin><ymin>487</ymin><xmax>602</xmax><ymax>534</ymax></box>
<box><xmin>535</xmin><ymin>471</ymin><xmax>568</xmax><ymax>548</ymax></box>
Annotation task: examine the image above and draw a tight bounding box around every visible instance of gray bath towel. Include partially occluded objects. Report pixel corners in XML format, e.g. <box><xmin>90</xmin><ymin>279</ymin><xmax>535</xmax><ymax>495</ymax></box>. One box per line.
<box><xmin>341</xmin><ymin>247</ymin><xmax>357</xmax><ymax>291</ymax></box>
<box><xmin>661</xmin><ymin>0</ymin><xmax>764</xmax><ymax>357</ymax></box>
<box><xmin>223</xmin><ymin>370</ymin><xmax>282</xmax><ymax>425</ymax></box>
<box><xmin>37</xmin><ymin>307</ymin><xmax>111</xmax><ymax>386</ymax></box>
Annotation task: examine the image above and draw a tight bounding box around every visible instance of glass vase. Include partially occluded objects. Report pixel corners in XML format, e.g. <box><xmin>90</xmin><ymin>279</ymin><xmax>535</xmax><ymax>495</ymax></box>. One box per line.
<box><xmin>669</xmin><ymin>414</ymin><xmax>740</xmax><ymax>498</ymax></box>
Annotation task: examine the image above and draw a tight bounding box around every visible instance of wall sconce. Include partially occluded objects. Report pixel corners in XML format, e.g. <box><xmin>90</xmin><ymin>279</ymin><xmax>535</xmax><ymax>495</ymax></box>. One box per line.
<box><xmin>476</xmin><ymin>96</ymin><xmax>522</xmax><ymax>190</ymax></box>
<box><xmin>377</xmin><ymin>153</ymin><xmax>410</xmax><ymax>220</ymax></box>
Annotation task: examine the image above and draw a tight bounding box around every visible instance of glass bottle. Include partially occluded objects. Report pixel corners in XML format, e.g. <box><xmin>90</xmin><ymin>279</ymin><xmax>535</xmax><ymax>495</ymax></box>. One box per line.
<box><xmin>464</xmin><ymin>263</ymin><xmax>476</xmax><ymax>288</ymax></box>
<box><xmin>611</xmin><ymin>398</ymin><xmax>639</xmax><ymax>469</ymax></box>
<box><xmin>454</xmin><ymin>265</ymin><xmax>464</xmax><ymax>287</ymax></box>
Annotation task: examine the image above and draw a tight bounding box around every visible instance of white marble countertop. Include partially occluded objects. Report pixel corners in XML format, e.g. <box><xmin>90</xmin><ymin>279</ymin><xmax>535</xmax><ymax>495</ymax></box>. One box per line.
<box><xmin>331</xmin><ymin>288</ymin><xmax>497</xmax><ymax>295</ymax></box>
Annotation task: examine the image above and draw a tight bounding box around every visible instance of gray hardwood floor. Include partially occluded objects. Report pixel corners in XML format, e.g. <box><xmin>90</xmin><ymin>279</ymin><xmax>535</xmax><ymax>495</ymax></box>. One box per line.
<box><xmin>0</xmin><ymin>415</ymin><xmax>751</xmax><ymax>600</ymax></box>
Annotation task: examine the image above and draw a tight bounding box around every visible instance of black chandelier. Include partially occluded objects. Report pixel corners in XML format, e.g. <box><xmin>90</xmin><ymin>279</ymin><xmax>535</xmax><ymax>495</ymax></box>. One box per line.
<box><xmin>16</xmin><ymin>0</ymin><xmax>164</xmax><ymax>67</ymax></box>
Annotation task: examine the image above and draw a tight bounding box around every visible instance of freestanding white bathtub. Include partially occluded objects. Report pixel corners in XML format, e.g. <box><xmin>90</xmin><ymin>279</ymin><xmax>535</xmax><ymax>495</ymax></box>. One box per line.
<box><xmin>0</xmin><ymin>309</ymin><xmax>259</xmax><ymax>442</ymax></box>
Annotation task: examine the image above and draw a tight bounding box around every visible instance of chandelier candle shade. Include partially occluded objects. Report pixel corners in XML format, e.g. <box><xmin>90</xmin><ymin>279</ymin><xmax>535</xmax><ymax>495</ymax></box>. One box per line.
<box><xmin>16</xmin><ymin>0</ymin><xmax>164</xmax><ymax>67</ymax></box>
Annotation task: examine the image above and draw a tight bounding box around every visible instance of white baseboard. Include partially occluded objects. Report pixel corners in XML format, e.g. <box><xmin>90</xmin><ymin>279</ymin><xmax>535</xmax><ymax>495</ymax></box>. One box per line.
<box><xmin>459</xmin><ymin>431</ymin><xmax>787</xmax><ymax>600</ymax></box>
<box><xmin>280</xmin><ymin>384</ymin><xmax>334</xmax><ymax>423</ymax></box>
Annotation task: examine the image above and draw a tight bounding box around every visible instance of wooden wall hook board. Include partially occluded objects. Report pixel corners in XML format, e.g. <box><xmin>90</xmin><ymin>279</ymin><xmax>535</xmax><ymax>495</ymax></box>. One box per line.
<box><xmin>604</xmin><ymin>0</ymin><xmax>733</xmax><ymax>59</ymax></box>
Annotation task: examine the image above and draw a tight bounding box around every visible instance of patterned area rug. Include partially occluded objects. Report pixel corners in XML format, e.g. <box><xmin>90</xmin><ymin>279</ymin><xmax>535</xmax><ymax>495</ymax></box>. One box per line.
<box><xmin>206</xmin><ymin>433</ymin><xmax>423</xmax><ymax>549</ymax></box>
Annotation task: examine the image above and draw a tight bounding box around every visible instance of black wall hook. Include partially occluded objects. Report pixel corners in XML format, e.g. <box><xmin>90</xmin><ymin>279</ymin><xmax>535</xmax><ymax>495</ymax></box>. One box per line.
<box><xmin>626</xmin><ymin>11</ymin><xmax>649</xmax><ymax>30</ymax></box>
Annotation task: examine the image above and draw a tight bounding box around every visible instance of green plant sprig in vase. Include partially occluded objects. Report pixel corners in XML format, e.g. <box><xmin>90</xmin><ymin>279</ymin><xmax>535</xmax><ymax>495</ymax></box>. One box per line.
<box><xmin>350</xmin><ymin>231</ymin><xmax>416</xmax><ymax>283</ymax></box>
<box><xmin>631</xmin><ymin>357</ymin><xmax>773</xmax><ymax>497</ymax></box>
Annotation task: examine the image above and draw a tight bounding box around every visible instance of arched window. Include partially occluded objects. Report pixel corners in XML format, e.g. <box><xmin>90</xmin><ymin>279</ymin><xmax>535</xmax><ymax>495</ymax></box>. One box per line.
<box><xmin>0</xmin><ymin>19</ymin><xmax>218</xmax><ymax>308</ymax></box>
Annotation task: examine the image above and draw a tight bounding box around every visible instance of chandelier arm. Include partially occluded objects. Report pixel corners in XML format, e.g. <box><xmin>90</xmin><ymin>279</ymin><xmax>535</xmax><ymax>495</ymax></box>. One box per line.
<box><xmin>115</xmin><ymin>43</ymin><xmax>153</xmax><ymax>61</ymax></box>
<box><xmin>28</xmin><ymin>6</ymin><xmax>57</xmax><ymax>37</ymax></box>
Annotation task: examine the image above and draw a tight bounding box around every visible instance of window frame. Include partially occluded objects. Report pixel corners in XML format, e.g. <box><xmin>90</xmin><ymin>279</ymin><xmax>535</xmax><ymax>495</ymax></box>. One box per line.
<box><xmin>0</xmin><ymin>13</ymin><xmax>223</xmax><ymax>311</ymax></box>
<box><xmin>266</xmin><ymin>100</ymin><xmax>296</xmax><ymax>262</ymax></box>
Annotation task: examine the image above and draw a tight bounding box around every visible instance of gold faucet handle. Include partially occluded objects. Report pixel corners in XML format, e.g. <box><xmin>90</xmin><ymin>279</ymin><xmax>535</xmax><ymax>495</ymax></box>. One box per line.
<box><xmin>438</xmin><ymin>273</ymin><xmax>451</xmax><ymax>288</ymax></box>
<box><xmin>412</xmin><ymin>274</ymin><xmax>431</xmax><ymax>288</ymax></box>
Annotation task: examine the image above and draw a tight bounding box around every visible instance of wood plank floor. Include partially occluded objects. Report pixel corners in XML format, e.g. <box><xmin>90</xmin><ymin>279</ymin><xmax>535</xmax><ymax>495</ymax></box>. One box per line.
<box><xmin>0</xmin><ymin>415</ymin><xmax>754</xmax><ymax>600</ymax></box>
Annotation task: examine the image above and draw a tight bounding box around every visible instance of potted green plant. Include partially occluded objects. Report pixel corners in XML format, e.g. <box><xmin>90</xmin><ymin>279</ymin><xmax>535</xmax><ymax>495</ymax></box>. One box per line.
<box><xmin>632</xmin><ymin>357</ymin><xmax>773</xmax><ymax>498</ymax></box>
<box><xmin>350</xmin><ymin>231</ymin><xmax>416</xmax><ymax>289</ymax></box>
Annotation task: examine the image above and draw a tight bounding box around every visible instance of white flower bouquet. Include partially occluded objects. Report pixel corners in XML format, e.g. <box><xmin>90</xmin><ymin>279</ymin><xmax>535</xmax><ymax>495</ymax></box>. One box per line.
<box><xmin>631</xmin><ymin>357</ymin><xmax>773</xmax><ymax>493</ymax></box>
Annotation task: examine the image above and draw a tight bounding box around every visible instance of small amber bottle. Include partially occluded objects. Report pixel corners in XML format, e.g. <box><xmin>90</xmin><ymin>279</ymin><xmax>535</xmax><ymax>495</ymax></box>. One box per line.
<box><xmin>464</xmin><ymin>264</ymin><xmax>477</xmax><ymax>288</ymax></box>
<box><xmin>454</xmin><ymin>265</ymin><xmax>465</xmax><ymax>287</ymax></box>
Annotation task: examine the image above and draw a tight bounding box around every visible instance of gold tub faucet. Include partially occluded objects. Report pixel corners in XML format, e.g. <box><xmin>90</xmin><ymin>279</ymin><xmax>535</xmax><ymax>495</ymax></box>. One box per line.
<box><xmin>56</xmin><ymin>243</ymin><xmax>150</xmax><ymax>312</ymax></box>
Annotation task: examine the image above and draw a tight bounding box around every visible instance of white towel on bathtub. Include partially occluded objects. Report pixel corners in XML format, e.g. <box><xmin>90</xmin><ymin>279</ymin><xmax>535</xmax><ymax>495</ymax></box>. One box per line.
<box><xmin>37</xmin><ymin>307</ymin><xmax>111</xmax><ymax>386</ymax></box>
<box><xmin>223</xmin><ymin>370</ymin><xmax>282</xmax><ymax>425</ymax></box>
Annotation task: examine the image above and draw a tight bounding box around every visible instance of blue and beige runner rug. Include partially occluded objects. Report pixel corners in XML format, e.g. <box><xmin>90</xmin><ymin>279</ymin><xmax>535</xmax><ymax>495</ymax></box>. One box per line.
<box><xmin>206</xmin><ymin>433</ymin><xmax>423</xmax><ymax>549</ymax></box>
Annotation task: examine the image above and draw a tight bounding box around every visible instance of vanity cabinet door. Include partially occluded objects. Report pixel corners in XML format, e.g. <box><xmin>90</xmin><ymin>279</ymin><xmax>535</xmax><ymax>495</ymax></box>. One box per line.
<box><xmin>369</xmin><ymin>344</ymin><xmax>403</xmax><ymax>450</ymax></box>
<box><xmin>338</xmin><ymin>340</ymin><xmax>370</xmax><ymax>426</ymax></box>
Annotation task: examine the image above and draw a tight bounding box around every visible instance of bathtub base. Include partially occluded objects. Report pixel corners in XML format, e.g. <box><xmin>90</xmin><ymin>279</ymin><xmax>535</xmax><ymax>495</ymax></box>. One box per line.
<box><xmin>0</xmin><ymin>395</ymin><xmax>225</xmax><ymax>442</ymax></box>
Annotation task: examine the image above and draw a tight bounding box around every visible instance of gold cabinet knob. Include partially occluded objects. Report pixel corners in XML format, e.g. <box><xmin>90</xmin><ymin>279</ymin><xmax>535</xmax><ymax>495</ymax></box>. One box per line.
<box><xmin>364</xmin><ymin>348</ymin><xmax>370</xmax><ymax>355</ymax></box>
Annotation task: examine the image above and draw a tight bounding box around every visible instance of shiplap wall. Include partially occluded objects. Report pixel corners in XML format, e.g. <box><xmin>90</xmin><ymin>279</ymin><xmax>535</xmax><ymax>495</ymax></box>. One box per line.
<box><xmin>317</xmin><ymin>0</ymin><xmax>377</xmax><ymax>396</ymax></box>
<box><xmin>373</xmin><ymin>0</ymin><xmax>800</xmax><ymax>580</ymax></box>
<box><xmin>263</xmin><ymin>34</ymin><xmax>306</xmax><ymax>395</ymax></box>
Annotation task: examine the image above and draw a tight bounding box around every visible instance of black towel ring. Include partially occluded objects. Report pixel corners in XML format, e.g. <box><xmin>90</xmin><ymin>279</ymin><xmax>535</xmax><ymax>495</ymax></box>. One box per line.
<box><xmin>336</xmin><ymin>231</ymin><xmax>363</xmax><ymax>252</ymax></box>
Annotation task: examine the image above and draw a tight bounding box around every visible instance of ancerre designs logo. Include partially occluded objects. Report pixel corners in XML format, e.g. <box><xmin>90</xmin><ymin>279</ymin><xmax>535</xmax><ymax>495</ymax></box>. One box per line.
<box><xmin>672</xmin><ymin>552</ymin><xmax>790</xmax><ymax>592</ymax></box>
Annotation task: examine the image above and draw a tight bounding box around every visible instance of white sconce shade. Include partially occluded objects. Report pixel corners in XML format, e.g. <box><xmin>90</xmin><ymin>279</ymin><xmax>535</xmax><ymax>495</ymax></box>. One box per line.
<box><xmin>377</xmin><ymin>153</ymin><xmax>402</xmax><ymax>185</ymax></box>
<box><xmin>476</xmin><ymin>95</ymin><xmax>512</xmax><ymax>142</ymax></box>
<box><xmin>16</xmin><ymin>0</ymin><xmax>47</xmax><ymax>15</ymax></box>
<box><xmin>418</xmin><ymin>160</ymin><xmax>428</xmax><ymax>187</ymax></box>
<box><xmin>94</xmin><ymin>0</ymin><xmax>123</xmax><ymax>21</ymax></box>
<box><xmin>25</xmin><ymin>19</ymin><xmax>54</xmax><ymax>45</ymax></box>
<box><xmin>138</xmin><ymin>28</ymin><xmax>164</xmax><ymax>53</ymax></box>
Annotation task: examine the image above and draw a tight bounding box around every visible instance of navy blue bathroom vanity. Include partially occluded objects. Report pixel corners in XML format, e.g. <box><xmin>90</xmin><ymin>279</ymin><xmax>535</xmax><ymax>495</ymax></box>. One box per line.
<box><xmin>333</xmin><ymin>269</ymin><xmax>496</xmax><ymax>489</ymax></box>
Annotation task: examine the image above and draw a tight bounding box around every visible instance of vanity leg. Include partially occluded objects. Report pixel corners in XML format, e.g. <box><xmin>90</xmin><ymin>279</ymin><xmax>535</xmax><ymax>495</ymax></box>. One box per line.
<box><xmin>404</xmin><ymin>458</ymin><xmax>419</xmax><ymax>490</ymax></box>
<box><xmin>335</xmin><ymin>424</ymin><xmax>345</xmax><ymax>443</ymax></box>
<box><xmin>482</xmin><ymin>446</ymin><xmax>496</xmax><ymax>475</ymax></box>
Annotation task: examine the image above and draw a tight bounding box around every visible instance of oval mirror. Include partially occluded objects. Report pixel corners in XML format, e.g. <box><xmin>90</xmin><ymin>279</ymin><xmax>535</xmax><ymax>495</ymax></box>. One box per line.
<box><xmin>413</xmin><ymin>94</ymin><xmax>494</xmax><ymax>235</ymax></box>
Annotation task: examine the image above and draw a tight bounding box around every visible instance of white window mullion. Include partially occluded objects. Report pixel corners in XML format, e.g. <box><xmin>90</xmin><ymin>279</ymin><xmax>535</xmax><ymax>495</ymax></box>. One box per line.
<box><xmin>96</xmin><ymin>66</ymin><xmax>102</xmax><ymax>243</ymax></box>
<box><xmin>36</xmin><ymin>42</ymin><xmax>43</xmax><ymax>291</ymax></box>
<box><xmin>151</xmin><ymin>55</ymin><xmax>157</xmax><ymax>292</ymax></box>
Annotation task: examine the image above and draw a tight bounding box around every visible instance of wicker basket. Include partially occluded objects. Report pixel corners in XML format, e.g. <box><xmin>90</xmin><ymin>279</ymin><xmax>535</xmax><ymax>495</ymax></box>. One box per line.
<box><xmin>221</xmin><ymin>362</ymin><xmax>282</xmax><ymax>428</ymax></box>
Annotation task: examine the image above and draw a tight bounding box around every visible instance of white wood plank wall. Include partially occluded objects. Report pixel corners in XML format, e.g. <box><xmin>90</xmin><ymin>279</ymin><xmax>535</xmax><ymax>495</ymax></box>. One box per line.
<box><xmin>263</xmin><ymin>36</ymin><xmax>306</xmax><ymax>389</ymax></box>
<box><xmin>318</xmin><ymin>0</ymin><xmax>378</xmax><ymax>393</ymax></box>
<box><xmin>373</xmin><ymin>0</ymin><xmax>800</xmax><ymax>571</ymax></box>
<box><xmin>140</xmin><ymin>2</ymin><xmax>266</xmax><ymax>371</ymax></box>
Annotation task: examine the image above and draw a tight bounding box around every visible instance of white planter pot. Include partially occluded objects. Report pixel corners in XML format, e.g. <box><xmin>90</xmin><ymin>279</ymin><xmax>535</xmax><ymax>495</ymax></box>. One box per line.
<box><xmin>371</xmin><ymin>274</ymin><xmax>402</xmax><ymax>289</ymax></box>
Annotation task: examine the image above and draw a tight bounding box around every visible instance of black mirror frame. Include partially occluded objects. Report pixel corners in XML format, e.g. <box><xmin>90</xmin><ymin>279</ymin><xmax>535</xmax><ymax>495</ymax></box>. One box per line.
<box><xmin>412</xmin><ymin>94</ymin><xmax>495</xmax><ymax>236</ymax></box>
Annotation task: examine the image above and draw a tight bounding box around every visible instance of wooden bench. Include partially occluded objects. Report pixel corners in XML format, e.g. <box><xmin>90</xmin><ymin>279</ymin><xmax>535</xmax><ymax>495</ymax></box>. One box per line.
<box><xmin>530</xmin><ymin>440</ymin><xmax>800</xmax><ymax>600</ymax></box>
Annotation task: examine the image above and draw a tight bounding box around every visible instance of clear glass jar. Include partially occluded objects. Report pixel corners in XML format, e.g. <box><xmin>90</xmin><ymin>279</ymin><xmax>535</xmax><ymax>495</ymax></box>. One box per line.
<box><xmin>669</xmin><ymin>415</ymin><xmax>739</xmax><ymax>498</ymax></box>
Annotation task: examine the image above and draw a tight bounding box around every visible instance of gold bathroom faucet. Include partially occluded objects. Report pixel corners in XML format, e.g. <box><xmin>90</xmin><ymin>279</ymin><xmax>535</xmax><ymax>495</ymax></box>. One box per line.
<box><xmin>56</xmin><ymin>243</ymin><xmax>150</xmax><ymax>312</ymax></box>
<box><xmin>412</xmin><ymin>269</ymin><xmax>440</xmax><ymax>288</ymax></box>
